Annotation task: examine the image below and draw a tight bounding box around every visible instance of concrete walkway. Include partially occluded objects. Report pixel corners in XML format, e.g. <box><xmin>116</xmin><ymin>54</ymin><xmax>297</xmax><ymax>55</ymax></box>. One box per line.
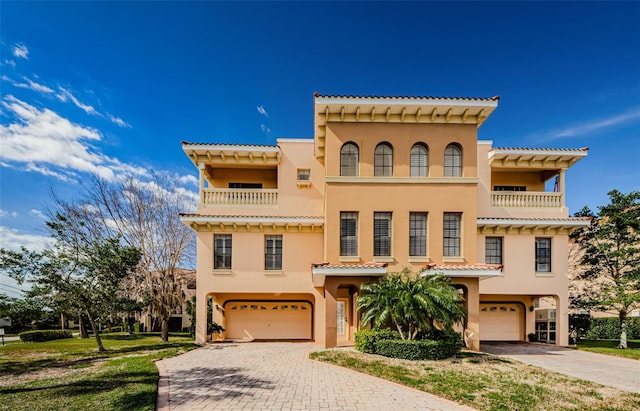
<box><xmin>157</xmin><ymin>342</ymin><xmax>473</xmax><ymax>411</ymax></box>
<box><xmin>481</xmin><ymin>342</ymin><xmax>640</xmax><ymax>393</ymax></box>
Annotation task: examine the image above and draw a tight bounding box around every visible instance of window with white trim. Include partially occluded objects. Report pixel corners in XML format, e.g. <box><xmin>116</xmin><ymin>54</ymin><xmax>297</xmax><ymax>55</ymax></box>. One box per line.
<box><xmin>535</xmin><ymin>238</ymin><xmax>551</xmax><ymax>272</ymax></box>
<box><xmin>410</xmin><ymin>144</ymin><xmax>429</xmax><ymax>177</ymax></box>
<box><xmin>374</xmin><ymin>143</ymin><xmax>393</xmax><ymax>176</ymax></box>
<box><xmin>340</xmin><ymin>212</ymin><xmax>358</xmax><ymax>256</ymax></box>
<box><xmin>443</xmin><ymin>212</ymin><xmax>461</xmax><ymax>257</ymax></box>
<box><xmin>297</xmin><ymin>169</ymin><xmax>310</xmax><ymax>181</ymax></box>
<box><xmin>444</xmin><ymin>144</ymin><xmax>462</xmax><ymax>177</ymax></box>
<box><xmin>340</xmin><ymin>143</ymin><xmax>359</xmax><ymax>176</ymax></box>
<box><xmin>374</xmin><ymin>212</ymin><xmax>392</xmax><ymax>256</ymax></box>
<box><xmin>485</xmin><ymin>237</ymin><xmax>503</xmax><ymax>265</ymax></box>
<box><xmin>265</xmin><ymin>235</ymin><xmax>282</xmax><ymax>270</ymax></box>
<box><xmin>409</xmin><ymin>212</ymin><xmax>427</xmax><ymax>256</ymax></box>
<box><xmin>214</xmin><ymin>234</ymin><xmax>232</xmax><ymax>269</ymax></box>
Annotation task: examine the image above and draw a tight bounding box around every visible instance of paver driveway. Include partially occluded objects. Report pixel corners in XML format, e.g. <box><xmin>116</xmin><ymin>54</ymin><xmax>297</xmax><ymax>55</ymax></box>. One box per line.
<box><xmin>158</xmin><ymin>342</ymin><xmax>472</xmax><ymax>411</ymax></box>
<box><xmin>481</xmin><ymin>342</ymin><xmax>640</xmax><ymax>393</ymax></box>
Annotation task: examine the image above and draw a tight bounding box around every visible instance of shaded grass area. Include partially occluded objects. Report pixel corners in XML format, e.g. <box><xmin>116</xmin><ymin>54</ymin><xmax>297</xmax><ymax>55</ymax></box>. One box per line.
<box><xmin>576</xmin><ymin>339</ymin><xmax>640</xmax><ymax>360</ymax></box>
<box><xmin>0</xmin><ymin>332</ymin><xmax>198</xmax><ymax>411</ymax></box>
<box><xmin>311</xmin><ymin>349</ymin><xmax>640</xmax><ymax>411</ymax></box>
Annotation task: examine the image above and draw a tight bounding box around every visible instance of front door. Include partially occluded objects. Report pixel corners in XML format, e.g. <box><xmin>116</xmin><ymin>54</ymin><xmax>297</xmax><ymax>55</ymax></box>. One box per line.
<box><xmin>337</xmin><ymin>298</ymin><xmax>349</xmax><ymax>341</ymax></box>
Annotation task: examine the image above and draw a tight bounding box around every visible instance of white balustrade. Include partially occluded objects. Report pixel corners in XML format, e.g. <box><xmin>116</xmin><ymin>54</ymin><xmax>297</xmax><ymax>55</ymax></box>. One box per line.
<box><xmin>202</xmin><ymin>188</ymin><xmax>278</xmax><ymax>206</ymax></box>
<box><xmin>491</xmin><ymin>192</ymin><xmax>563</xmax><ymax>208</ymax></box>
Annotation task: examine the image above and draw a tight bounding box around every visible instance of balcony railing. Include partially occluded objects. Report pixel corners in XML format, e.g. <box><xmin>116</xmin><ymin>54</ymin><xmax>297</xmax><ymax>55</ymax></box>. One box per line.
<box><xmin>202</xmin><ymin>188</ymin><xmax>278</xmax><ymax>206</ymax></box>
<box><xmin>491</xmin><ymin>192</ymin><xmax>563</xmax><ymax>208</ymax></box>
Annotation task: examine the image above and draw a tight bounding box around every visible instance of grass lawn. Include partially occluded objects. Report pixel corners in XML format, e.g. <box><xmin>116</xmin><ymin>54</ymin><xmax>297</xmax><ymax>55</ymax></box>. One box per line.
<box><xmin>311</xmin><ymin>349</ymin><xmax>640</xmax><ymax>411</ymax></box>
<box><xmin>576</xmin><ymin>339</ymin><xmax>640</xmax><ymax>360</ymax></box>
<box><xmin>0</xmin><ymin>332</ymin><xmax>198</xmax><ymax>411</ymax></box>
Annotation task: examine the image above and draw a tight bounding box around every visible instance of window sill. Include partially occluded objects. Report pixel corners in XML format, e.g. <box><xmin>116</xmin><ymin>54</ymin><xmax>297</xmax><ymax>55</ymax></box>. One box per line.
<box><xmin>264</xmin><ymin>270</ymin><xmax>283</xmax><ymax>275</ymax></box>
<box><xmin>296</xmin><ymin>181</ymin><xmax>312</xmax><ymax>188</ymax></box>
<box><xmin>373</xmin><ymin>256</ymin><xmax>394</xmax><ymax>263</ymax></box>
<box><xmin>443</xmin><ymin>256</ymin><xmax>465</xmax><ymax>263</ymax></box>
<box><xmin>339</xmin><ymin>256</ymin><xmax>360</xmax><ymax>263</ymax></box>
<box><xmin>535</xmin><ymin>272</ymin><xmax>554</xmax><ymax>277</ymax></box>
<box><xmin>409</xmin><ymin>256</ymin><xmax>430</xmax><ymax>263</ymax></box>
<box><xmin>212</xmin><ymin>269</ymin><xmax>232</xmax><ymax>275</ymax></box>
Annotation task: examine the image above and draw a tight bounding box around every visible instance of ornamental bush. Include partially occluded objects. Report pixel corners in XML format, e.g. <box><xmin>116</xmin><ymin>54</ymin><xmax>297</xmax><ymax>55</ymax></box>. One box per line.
<box><xmin>354</xmin><ymin>329</ymin><xmax>400</xmax><ymax>354</ymax></box>
<box><xmin>374</xmin><ymin>338</ymin><xmax>462</xmax><ymax>360</ymax></box>
<box><xmin>375</xmin><ymin>340</ymin><xmax>462</xmax><ymax>360</ymax></box>
<box><xmin>19</xmin><ymin>329</ymin><xmax>73</xmax><ymax>342</ymax></box>
<box><xmin>585</xmin><ymin>317</ymin><xmax>640</xmax><ymax>340</ymax></box>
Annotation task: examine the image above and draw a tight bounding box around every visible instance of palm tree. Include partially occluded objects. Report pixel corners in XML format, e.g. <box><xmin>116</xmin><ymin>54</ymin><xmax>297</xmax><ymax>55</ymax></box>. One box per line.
<box><xmin>357</xmin><ymin>271</ymin><xmax>465</xmax><ymax>340</ymax></box>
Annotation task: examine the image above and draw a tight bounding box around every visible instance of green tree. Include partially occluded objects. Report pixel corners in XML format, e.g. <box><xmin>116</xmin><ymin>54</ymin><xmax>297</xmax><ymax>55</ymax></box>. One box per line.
<box><xmin>570</xmin><ymin>189</ymin><xmax>640</xmax><ymax>349</ymax></box>
<box><xmin>357</xmin><ymin>271</ymin><xmax>465</xmax><ymax>340</ymax></box>
<box><xmin>1</xmin><ymin>210</ymin><xmax>141</xmax><ymax>352</ymax></box>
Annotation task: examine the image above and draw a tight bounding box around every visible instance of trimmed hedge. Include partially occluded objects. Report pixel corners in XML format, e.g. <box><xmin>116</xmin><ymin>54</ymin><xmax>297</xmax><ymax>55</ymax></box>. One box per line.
<box><xmin>19</xmin><ymin>329</ymin><xmax>73</xmax><ymax>342</ymax></box>
<box><xmin>374</xmin><ymin>337</ymin><xmax>462</xmax><ymax>360</ymax></box>
<box><xmin>354</xmin><ymin>329</ymin><xmax>400</xmax><ymax>354</ymax></box>
<box><xmin>585</xmin><ymin>317</ymin><xmax>640</xmax><ymax>340</ymax></box>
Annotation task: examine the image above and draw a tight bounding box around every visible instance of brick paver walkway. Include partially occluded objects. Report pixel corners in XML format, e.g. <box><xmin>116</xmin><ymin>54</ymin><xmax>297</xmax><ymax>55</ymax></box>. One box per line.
<box><xmin>158</xmin><ymin>342</ymin><xmax>472</xmax><ymax>411</ymax></box>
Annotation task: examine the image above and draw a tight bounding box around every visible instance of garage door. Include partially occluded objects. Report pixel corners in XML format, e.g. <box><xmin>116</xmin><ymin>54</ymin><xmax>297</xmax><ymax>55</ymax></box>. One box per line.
<box><xmin>225</xmin><ymin>301</ymin><xmax>312</xmax><ymax>340</ymax></box>
<box><xmin>480</xmin><ymin>303</ymin><xmax>522</xmax><ymax>341</ymax></box>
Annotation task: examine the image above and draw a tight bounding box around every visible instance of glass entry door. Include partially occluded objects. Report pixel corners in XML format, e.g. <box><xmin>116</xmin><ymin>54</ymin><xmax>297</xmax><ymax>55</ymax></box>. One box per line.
<box><xmin>337</xmin><ymin>299</ymin><xmax>349</xmax><ymax>340</ymax></box>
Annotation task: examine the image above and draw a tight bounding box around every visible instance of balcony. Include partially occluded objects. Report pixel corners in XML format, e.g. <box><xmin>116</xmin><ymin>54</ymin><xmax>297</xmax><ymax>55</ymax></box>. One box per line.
<box><xmin>491</xmin><ymin>192</ymin><xmax>563</xmax><ymax>208</ymax></box>
<box><xmin>202</xmin><ymin>188</ymin><xmax>278</xmax><ymax>207</ymax></box>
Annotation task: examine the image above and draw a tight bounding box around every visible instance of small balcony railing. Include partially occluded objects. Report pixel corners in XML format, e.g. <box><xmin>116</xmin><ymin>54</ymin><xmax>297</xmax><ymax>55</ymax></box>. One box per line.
<box><xmin>202</xmin><ymin>188</ymin><xmax>278</xmax><ymax>206</ymax></box>
<box><xmin>491</xmin><ymin>192</ymin><xmax>563</xmax><ymax>208</ymax></box>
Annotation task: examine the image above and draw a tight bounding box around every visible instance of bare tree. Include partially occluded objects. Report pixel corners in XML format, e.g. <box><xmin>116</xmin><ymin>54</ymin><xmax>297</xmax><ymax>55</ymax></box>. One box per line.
<box><xmin>84</xmin><ymin>173</ymin><xmax>195</xmax><ymax>341</ymax></box>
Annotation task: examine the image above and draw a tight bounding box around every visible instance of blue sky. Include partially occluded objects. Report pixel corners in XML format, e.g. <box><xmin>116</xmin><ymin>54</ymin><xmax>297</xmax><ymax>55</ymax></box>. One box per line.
<box><xmin>1</xmin><ymin>2</ymin><xmax>639</xmax><ymax>297</ymax></box>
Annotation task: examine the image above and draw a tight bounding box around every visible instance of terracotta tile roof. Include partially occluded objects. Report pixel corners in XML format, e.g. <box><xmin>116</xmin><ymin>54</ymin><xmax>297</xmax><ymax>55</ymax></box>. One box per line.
<box><xmin>314</xmin><ymin>92</ymin><xmax>499</xmax><ymax>102</ymax></box>
<box><xmin>311</xmin><ymin>262</ymin><xmax>388</xmax><ymax>269</ymax></box>
<box><xmin>181</xmin><ymin>141</ymin><xmax>278</xmax><ymax>149</ymax></box>
<box><xmin>425</xmin><ymin>263</ymin><xmax>503</xmax><ymax>271</ymax></box>
<box><xmin>479</xmin><ymin>217</ymin><xmax>591</xmax><ymax>222</ymax></box>
<box><xmin>179</xmin><ymin>213</ymin><xmax>323</xmax><ymax>219</ymax></box>
<box><xmin>489</xmin><ymin>147</ymin><xmax>589</xmax><ymax>152</ymax></box>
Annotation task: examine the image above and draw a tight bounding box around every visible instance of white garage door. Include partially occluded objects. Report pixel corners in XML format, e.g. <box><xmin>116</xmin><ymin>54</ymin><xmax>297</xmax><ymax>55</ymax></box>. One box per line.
<box><xmin>225</xmin><ymin>301</ymin><xmax>312</xmax><ymax>340</ymax></box>
<box><xmin>480</xmin><ymin>303</ymin><xmax>522</xmax><ymax>341</ymax></box>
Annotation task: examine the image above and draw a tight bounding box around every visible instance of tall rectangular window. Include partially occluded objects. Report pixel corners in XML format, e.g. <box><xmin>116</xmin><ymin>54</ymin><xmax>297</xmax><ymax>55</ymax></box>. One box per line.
<box><xmin>409</xmin><ymin>212</ymin><xmax>427</xmax><ymax>256</ymax></box>
<box><xmin>374</xmin><ymin>212</ymin><xmax>392</xmax><ymax>256</ymax></box>
<box><xmin>265</xmin><ymin>235</ymin><xmax>282</xmax><ymax>270</ymax></box>
<box><xmin>535</xmin><ymin>238</ymin><xmax>551</xmax><ymax>272</ymax></box>
<box><xmin>340</xmin><ymin>212</ymin><xmax>358</xmax><ymax>256</ymax></box>
<box><xmin>443</xmin><ymin>212</ymin><xmax>461</xmax><ymax>257</ymax></box>
<box><xmin>485</xmin><ymin>237</ymin><xmax>503</xmax><ymax>265</ymax></box>
<box><xmin>214</xmin><ymin>234</ymin><xmax>232</xmax><ymax>269</ymax></box>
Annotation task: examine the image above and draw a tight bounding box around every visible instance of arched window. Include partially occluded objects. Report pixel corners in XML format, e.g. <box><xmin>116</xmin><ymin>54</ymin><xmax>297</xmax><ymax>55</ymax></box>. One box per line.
<box><xmin>340</xmin><ymin>142</ymin><xmax>359</xmax><ymax>176</ymax></box>
<box><xmin>444</xmin><ymin>144</ymin><xmax>462</xmax><ymax>177</ymax></box>
<box><xmin>374</xmin><ymin>143</ymin><xmax>393</xmax><ymax>176</ymax></box>
<box><xmin>410</xmin><ymin>144</ymin><xmax>429</xmax><ymax>177</ymax></box>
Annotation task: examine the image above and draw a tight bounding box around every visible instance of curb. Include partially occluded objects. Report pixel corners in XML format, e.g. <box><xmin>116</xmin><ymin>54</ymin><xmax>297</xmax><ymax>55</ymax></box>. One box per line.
<box><xmin>155</xmin><ymin>360</ymin><xmax>170</xmax><ymax>411</ymax></box>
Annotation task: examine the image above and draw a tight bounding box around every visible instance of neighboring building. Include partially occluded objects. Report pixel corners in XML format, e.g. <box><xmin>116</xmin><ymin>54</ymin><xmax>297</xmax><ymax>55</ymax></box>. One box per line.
<box><xmin>140</xmin><ymin>269</ymin><xmax>196</xmax><ymax>332</ymax></box>
<box><xmin>180</xmin><ymin>94</ymin><xmax>589</xmax><ymax>349</ymax></box>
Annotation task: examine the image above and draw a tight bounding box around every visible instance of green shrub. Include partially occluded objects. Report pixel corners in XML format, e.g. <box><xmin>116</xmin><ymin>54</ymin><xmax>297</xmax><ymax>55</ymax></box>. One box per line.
<box><xmin>354</xmin><ymin>329</ymin><xmax>400</xmax><ymax>354</ymax></box>
<box><xmin>374</xmin><ymin>338</ymin><xmax>462</xmax><ymax>360</ymax></box>
<box><xmin>585</xmin><ymin>317</ymin><xmax>640</xmax><ymax>340</ymax></box>
<box><xmin>19</xmin><ymin>329</ymin><xmax>73</xmax><ymax>342</ymax></box>
<box><xmin>416</xmin><ymin>329</ymin><xmax>463</xmax><ymax>345</ymax></box>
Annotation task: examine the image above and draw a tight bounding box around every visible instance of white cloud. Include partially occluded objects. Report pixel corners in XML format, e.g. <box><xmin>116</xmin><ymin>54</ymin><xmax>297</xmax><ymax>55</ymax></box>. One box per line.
<box><xmin>3</xmin><ymin>60</ymin><xmax>16</xmax><ymax>68</ymax></box>
<box><xmin>0</xmin><ymin>209</ymin><xmax>18</xmax><ymax>218</ymax></box>
<box><xmin>0</xmin><ymin>226</ymin><xmax>49</xmax><ymax>252</ymax></box>
<box><xmin>28</xmin><ymin>209</ymin><xmax>47</xmax><ymax>219</ymax></box>
<box><xmin>56</xmin><ymin>86</ymin><xmax>99</xmax><ymax>115</ymax></box>
<box><xmin>257</xmin><ymin>105</ymin><xmax>269</xmax><ymax>118</ymax></box>
<box><xmin>178</xmin><ymin>174</ymin><xmax>198</xmax><ymax>186</ymax></box>
<box><xmin>12</xmin><ymin>44</ymin><xmax>29</xmax><ymax>60</ymax></box>
<box><xmin>0</xmin><ymin>95</ymin><xmax>151</xmax><ymax>182</ymax></box>
<box><xmin>2</xmin><ymin>75</ymin><xmax>55</xmax><ymax>94</ymax></box>
<box><xmin>535</xmin><ymin>108</ymin><xmax>640</xmax><ymax>141</ymax></box>
<box><xmin>260</xmin><ymin>124</ymin><xmax>271</xmax><ymax>134</ymax></box>
<box><xmin>107</xmin><ymin>113</ymin><xmax>131</xmax><ymax>128</ymax></box>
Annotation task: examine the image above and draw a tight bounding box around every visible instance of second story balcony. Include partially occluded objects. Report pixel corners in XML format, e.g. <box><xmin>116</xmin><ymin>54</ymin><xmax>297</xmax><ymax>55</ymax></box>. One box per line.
<box><xmin>490</xmin><ymin>191</ymin><xmax>563</xmax><ymax>209</ymax></box>
<box><xmin>202</xmin><ymin>188</ymin><xmax>278</xmax><ymax>207</ymax></box>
